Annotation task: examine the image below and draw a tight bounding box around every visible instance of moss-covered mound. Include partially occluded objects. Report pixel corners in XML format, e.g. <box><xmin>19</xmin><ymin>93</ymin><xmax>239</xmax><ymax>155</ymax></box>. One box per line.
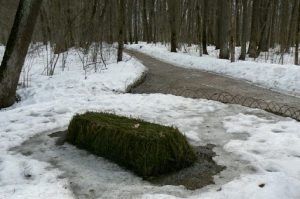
<box><xmin>66</xmin><ymin>112</ymin><xmax>197</xmax><ymax>177</ymax></box>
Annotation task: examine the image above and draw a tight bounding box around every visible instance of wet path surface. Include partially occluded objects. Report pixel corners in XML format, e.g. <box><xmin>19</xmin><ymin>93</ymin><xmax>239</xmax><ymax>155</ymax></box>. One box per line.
<box><xmin>126</xmin><ymin>49</ymin><xmax>300</xmax><ymax>118</ymax></box>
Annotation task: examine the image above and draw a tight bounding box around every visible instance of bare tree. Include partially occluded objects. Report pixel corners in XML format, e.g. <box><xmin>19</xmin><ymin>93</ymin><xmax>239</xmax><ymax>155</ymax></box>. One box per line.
<box><xmin>202</xmin><ymin>0</ymin><xmax>209</xmax><ymax>55</ymax></box>
<box><xmin>219</xmin><ymin>0</ymin><xmax>230</xmax><ymax>59</ymax></box>
<box><xmin>239</xmin><ymin>0</ymin><xmax>249</xmax><ymax>60</ymax></box>
<box><xmin>168</xmin><ymin>0</ymin><xmax>178</xmax><ymax>52</ymax></box>
<box><xmin>117</xmin><ymin>0</ymin><xmax>125</xmax><ymax>62</ymax></box>
<box><xmin>295</xmin><ymin>0</ymin><xmax>300</xmax><ymax>65</ymax></box>
<box><xmin>0</xmin><ymin>0</ymin><xmax>43</xmax><ymax>108</ymax></box>
<box><xmin>248</xmin><ymin>0</ymin><xmax>260</xmax><ymax>58</ymax></box>
<box><xmin>229</xmin><ymin>0</ymin><xmax>236</xmax><ymax>62</ymax></box>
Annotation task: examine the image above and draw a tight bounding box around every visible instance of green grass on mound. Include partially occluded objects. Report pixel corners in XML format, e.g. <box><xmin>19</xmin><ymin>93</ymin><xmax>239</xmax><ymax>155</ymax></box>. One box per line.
<box><xmin>66</xmin><ymin>112</ymin><xmax>197</xmax><ymax>177</ymax></box>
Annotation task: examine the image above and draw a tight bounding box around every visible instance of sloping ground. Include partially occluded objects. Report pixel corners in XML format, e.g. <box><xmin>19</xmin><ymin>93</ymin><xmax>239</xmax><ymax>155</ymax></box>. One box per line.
<box><xmin>126</xmin><ymin>49</ymin><xmax>300</xmax><ymax>121</ymax></box>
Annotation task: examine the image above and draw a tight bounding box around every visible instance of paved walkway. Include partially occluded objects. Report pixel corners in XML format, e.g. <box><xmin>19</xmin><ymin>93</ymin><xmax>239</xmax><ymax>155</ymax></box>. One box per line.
<box><xmin>126</xmin><ymin>49</ymin><xmax>300</xmax><ymax>120</ymax></box>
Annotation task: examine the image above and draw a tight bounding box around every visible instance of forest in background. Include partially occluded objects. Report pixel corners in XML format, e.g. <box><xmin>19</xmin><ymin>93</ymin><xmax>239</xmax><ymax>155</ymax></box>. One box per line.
<box><xmin>0</xmin><ymin>0</ymin><xmax>299</xmax><ymax>63</ymax></box>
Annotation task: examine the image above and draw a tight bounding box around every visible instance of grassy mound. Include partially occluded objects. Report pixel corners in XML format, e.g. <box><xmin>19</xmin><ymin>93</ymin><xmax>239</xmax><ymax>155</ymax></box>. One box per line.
<box><xmin>66</xmin><ymin>112</ymin><xmax>197</xmax><ymax>177</ymax></box>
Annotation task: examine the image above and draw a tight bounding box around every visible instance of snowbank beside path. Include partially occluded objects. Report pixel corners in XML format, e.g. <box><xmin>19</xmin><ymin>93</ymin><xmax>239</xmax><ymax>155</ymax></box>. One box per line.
<box><xmin>127</xmin><ymin>43</ymin><xmax>300</xmax><ymax>97</ymax></box>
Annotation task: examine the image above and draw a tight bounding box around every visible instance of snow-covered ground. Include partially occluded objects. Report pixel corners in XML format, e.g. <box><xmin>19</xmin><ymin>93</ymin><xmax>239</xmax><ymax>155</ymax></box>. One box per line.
<box><xmin>127</xmin><ymin>43</ymin><xmax>300</xmax><ymax>97</ymax></box>
<box><xmin>0</xmin><ymin>45</ymin><xmax>300</xmax><ymax>199</ymax></box>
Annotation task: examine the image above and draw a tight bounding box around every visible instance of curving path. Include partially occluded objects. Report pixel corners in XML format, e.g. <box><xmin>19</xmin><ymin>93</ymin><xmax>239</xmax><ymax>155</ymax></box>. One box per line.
<box><xmin>126</xmin><ymin>49</ymin><xmax>300</xmax><ymax>120</ymax></box>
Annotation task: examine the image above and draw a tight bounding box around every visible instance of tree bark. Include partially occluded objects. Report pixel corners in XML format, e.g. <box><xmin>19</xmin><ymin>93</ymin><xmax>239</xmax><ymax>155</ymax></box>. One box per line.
<box><xmin>133</xmin><ymin>0</ymin><xmax>139</xmax><ymax>44</ymax></box>
<box><xmin>0</xmin><ymin>0</ymin><xmax>43</xmax><ymax>108</ymax></box>
<box><xmin>167</xmin><ymin>0</ymin><xmax>178</xmax><ymax>52</ymax></box>
<box><xmin>196</xmin><ymin>0</ymin><xmax>203</xmax><ymax>56</ymax></box>
<box><xmin>230</xmin><ymin>0</ymin><xmax>236</xmax><ymax>62</ymax></box>
<box><xmin>239</xmin><ymin>0</ymin><xmax>248</xmax><ymax>60</ymax></box>
<box><xmin>295</xmin><ymin>0</ymin><xmax>300</xmax><ymax>65</ymax></box>
<box><xmin>117</xmin><ymin>0</ymin><xmax>125</xmax><ymax>62</ymax></box>
<box><xmin>202</xmin><ymin>0</ymin><xmax>208</xmax><ymax>54</ymax></box>
<box><xmin>142</xmin><ymin>0</ymin><xmax>149</xmax><ymax>42</ymax></box>
<box><xmin>127</xmin><ymin>0</ymin><xmax>133</xmax><ymax>44</ymax></box>
<box><xmin>235</xmin><ymin>0</ymin><xmax>241</xmax><ymax>46</ymax></box>
<box><xmin>219</xmin><ymin>0</ymin><xmax>230</xmax><ymax>59</ymax></box>
<box><xmin>256</xmin><ymin>0</ymin><xmax>271</xmax><ymax>53</ymax></box>
<box><xmin>288</xmin><ymin>0</ymin><xmax>299</xmax><ymax>51</ymax></box>
<box><xmin>279</xmin><ymin>0</ymin><xmax>289</xmax><ymax>53</ymax></box>
<box><xmin>248</xmin><ymin>0</ymin><xmax>260</xmax><ymax>58</ymax></box>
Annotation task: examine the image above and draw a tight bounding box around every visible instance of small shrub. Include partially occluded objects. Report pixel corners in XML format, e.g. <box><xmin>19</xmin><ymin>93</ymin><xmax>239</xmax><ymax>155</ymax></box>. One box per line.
<box><xmin>66</xmin><ymin>112</ymin><xmax>197</xmax><ymax>177</ymax></box>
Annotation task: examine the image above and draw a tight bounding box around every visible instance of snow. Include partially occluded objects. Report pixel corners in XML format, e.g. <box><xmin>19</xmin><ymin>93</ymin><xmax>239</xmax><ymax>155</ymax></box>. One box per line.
<box><xmin>143</xmin><ymin>173</ymin><xmax>300</xmax><ymax>199</ymax></box>
<box><xmin>127</xmin><ymin>43</ymin><xmax>300</xmax><ymax>97</ymax></box>
<box><xmin>0</xmin><ymin>45</ymin><xmax>300</xmax><ymax>198</ymax></box>
<box><xmin>141</xmin><ymin>114</ymin><xmax>300</xmax><ymax>199</ymax></box>
<box><xmin>0</xmin><ymin>155</ymin><xmax>73</xmax><ymax>199</ymax></box>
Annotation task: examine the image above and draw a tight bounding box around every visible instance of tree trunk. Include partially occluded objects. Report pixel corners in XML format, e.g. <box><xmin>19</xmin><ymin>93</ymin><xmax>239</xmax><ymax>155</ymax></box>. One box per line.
<box><xmin>0</xmin><ymin>0</ymin><xmax>43</xmax><ymax>108</ymax></box>
<box><xmin>269</xmin><ymin>0</ymin><xmax>277</xmax><ymax>49</ymax></box>
<box><xmin>230</xmin><ymin>0</ymin><xmax>236</xmax><ymax>62</ymax></box>
<box><xmin>127</xmin><ymin>0</ymin><xmax>133</xmax><ymax>44</ymax></box>
<box><xmin>117</xmin><ymin>0</ymin><xmax>125</xmax><ymax>62</ymax></box>
<box><xmin>288</xmin><ymin>0</ymin><xmax>300</xmax><ymax>51</ymax></box>
<box><xmin>202</xmin><ymin>0</ymin><xmax>208</xmax><ymax>54</ymax></box>
<box><xmin>280</xmin><ymin>0</ymin><xmax>289</xmax><ymax>53</ymax></box>
<box><xmin>142</xmin><ymin>0</ymin><xmax>149</xmax><ymax>42</ymax></box>
<box><xmin>215</xmin><ymin>0</ymin><xmax>221</xmax><ymax>49</ymax></box>
<box><xmin>148</xmin><ymin>0</ymin><xmax>155</xmax><ymax>42</ymax></box>
<box><xmin>295</xmin><ymin>0</ymin><xmax>300</xmax><ymax>65</ymax></box>
<box><xmin>133</xmin><ymin>0</ymin><xmax>139</xmax><ymax>44</ymax></box>
<box><xmin>219</xmin><ymin>0</ymin><xmax>230</xmax><ymax>59</ymax></box>
<box><xmin>239</xmin><ymin>0</ymin><xmax>248</xmax><ymax>60</ymax></box>
<box><xmin>235</xmin><ymin>0</ymin><xmax>241</xmax><ymax>46</ymax></box>
<box><xmin>168</xmin><ymin>0</ymin><xmax>178</xmax><ymax>52</ymax></box>
<box><xmin>196</xmin><ymin>0</ymin><xmax>203</xmax><ymax>56</ymax></box>
<box><xmin>248</xmin><ymin>0</ymin><xmax>260</xmax><ymax>58</ymax></box>
<box><xmin>257</xmin><ymin>0</ymin><xmax>271</xmax><ymax>52</ymax></box>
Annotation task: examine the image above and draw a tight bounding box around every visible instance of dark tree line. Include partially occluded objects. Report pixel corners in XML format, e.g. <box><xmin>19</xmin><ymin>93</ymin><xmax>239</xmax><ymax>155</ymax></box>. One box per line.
<box><xmin>1</xmin><ymin>0</ymin><xmax>300</xmax><ymax>62</ymax></box>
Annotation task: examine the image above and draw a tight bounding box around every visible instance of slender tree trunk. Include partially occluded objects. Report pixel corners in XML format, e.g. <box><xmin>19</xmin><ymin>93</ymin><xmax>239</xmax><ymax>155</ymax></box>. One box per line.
<box><xmin>269</xmin><ymin>0</ymin><xmax>277</xmax><ymax>49</ymax></box>
<box><xmin>196</xmin><ymin>0</ymin><xmax>203</xmax><ymax>56</ymax></box>
<box><xmin>108</xmin><ymin>2</ymin><xmax>114</xmax><ymax>44</ymax></box>
<box><xmin>152</xmin><ymin>0</ymin><xmax>157</xmax><ymax>43</ymax></box>
<box><xmin>117</xmin><ymin>0</ymin><xmax>125</xmax><ymax>62</ymax></box>
<box><xmin>127</xmin><ymin>0</ymin><xmax>133</xmax><ymax>44</ymax></box>
<box><xmin>142</xmin><ymin>0</ymin><xmax>149</xmax><ymax>42</ymax></box>
<box><xmin>215</xmin><ymin>0</ymin><xmax>220</xmax><ymax>49</ymax></box>
<box><xmin>123</xmin><ymin>0</ymin><xmax>128</xmax><ymax>44</ymax></box>
<box><xmin>248</xmin><ymin>0</ymin><xmax>260</xmax><ymax>58</ymax></box>
<box><xmin>202</xmin><ymin>0</ymin><xmax>208</xmax><ymax>54</ymax></box>
<box><xmin>239</xmin><ymin>0</ymin><xmax>248</xmax><ymax>60</ymax></box>
<box><xmin>133</xmin><ymin>0</ymin><xmax>139</xmax><ymax>44</ymax></box>
<box><xmin>288</xmin><ymin>0</ymin><xmax>299</xmax><ymax>50</ymax></box>
<box><xmin>235</xmin><ymin>0</ymin><xmax>241</xmax><ymax>46</ymax></box>
<box><xmin>230</xmin><ymin>0</ymin><xmax>236</xmax><ymax>62</ymax></box>
<box><xmin>257</xmin><ymin>0</ymin><xmax>271</xmax><ymax>53</ymax></box>
<box><xmin>148</xmin><ymin>0</ymin><xmax>155</xmax><ymax>42</ymax></box>
<box><xmin>219</xmin><ymin>0</ymin><xmax>230</xmax><ymax>59</ymax></box>
<box><xmin>279</xmin><ymin>0</ymin><xmax>289</xmax><ymax>53</ymax></box>
<box><xmin>295</xmin><ymin>0</ymin><xmax>300</xmax><ymax>65</ymax></box>
<box><xmin>0</xmin><ymin>0</ymin><xmax>43</xmax><ymax>108</ymax></box>
<box><xmin>167</xmin><ymin>0</ymin><xmax>178</xmax><ymax>52</ymax></box>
